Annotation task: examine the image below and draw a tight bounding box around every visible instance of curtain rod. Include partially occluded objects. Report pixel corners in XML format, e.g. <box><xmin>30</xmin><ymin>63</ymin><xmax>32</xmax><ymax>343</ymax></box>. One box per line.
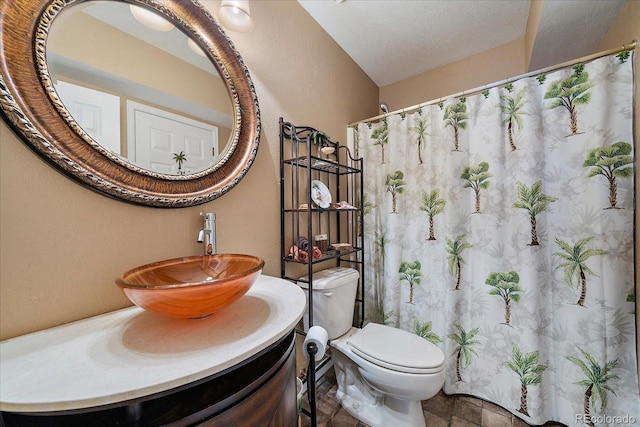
<box><xmin>349</xmin><ymin>40</ymin><xmax>636</xmax><ymax>127</ymax></box>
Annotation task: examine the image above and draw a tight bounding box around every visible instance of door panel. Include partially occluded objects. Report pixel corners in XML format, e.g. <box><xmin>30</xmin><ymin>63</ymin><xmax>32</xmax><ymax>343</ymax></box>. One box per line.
<box><xmin>128</xmin><ymin>101</ymin><xmax>218</xmax><ymax>174</ymax></box>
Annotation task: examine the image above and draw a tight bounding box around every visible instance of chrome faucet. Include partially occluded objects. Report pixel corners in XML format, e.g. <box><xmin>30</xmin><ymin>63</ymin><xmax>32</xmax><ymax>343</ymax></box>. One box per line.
<box><xmin>197</xmin><ymin>212</ymin><xmax>216</xmax><ymax>255</ymax></box>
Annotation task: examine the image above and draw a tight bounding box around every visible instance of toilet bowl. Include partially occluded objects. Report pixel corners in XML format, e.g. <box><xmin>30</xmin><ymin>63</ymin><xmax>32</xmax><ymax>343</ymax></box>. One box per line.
<box><xmin>298</xmin><ymin>268</ymin><xmax>446</xmax><ymax>427</ymax></box>
<box><xmin>331</xmin><ymin>324</ymin><xmax>445</xmax><ymax>427</ymax></box>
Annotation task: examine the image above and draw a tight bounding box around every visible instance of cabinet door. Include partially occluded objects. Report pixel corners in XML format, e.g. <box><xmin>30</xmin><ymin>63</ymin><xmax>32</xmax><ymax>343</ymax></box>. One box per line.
<box><xmin>199</xmin><ymin>346</ymin><xmax>298</xmax><ymax>427</ymax></box>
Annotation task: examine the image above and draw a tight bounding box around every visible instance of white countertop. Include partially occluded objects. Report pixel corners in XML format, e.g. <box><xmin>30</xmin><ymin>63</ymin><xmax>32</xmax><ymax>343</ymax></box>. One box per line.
<box><xmin>0</xmin><ymin>275</ymin><xmax>305</xmax><ymax>413</ymax></box>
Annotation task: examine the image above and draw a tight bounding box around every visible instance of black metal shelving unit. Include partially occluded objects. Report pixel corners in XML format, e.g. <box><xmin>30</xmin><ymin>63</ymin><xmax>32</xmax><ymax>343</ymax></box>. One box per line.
<box><xmin>279</xmin><ymin>117</ymin><xmax>365</xmax><ymax>331</ymax></box>
<box><xmin>279</xmin><ymin>118</ymin><xmax>364</xmax><ymax>425</ymax></box>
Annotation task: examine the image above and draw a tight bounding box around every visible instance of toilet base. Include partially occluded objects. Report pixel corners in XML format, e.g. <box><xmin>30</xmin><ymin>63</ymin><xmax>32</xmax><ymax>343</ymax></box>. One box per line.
<box><xmin>336</xmin><ymin>387</ymin><xmax>426</xmax><ymax>427</ymax></box>
<box><xmin>332</xmin><ymin>346</ymin><xmax>427</xmax><ymax>427</ymax></box>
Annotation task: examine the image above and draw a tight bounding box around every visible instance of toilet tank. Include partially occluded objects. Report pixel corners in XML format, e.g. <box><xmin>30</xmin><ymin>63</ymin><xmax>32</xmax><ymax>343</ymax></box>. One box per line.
<box><xmin>298</xmin><ymin>267</ymin><xmax>359</xmax><ymax>340</ymax></box>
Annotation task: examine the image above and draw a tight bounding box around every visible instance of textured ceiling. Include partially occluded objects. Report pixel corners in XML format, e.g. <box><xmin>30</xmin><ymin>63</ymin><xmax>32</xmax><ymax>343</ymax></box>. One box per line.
<box><xmin>298</xmin><ymin>0</ymin><xmax>627</xmax><ymax>87</ymax></box>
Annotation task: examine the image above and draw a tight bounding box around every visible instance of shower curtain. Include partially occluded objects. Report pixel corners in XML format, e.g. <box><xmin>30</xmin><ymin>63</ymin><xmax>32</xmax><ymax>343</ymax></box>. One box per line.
<box><xmin>354</xmin><ymin>52</ymin><xmax>638</xmax><ymax>425</ymax></box>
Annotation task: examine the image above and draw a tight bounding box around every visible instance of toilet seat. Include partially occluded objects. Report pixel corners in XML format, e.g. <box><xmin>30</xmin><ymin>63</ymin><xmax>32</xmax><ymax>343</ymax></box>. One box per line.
<box><xmin>347</xmin><ymin>323</ymin><xmax>445</xmax><ymax>374</ymax></box>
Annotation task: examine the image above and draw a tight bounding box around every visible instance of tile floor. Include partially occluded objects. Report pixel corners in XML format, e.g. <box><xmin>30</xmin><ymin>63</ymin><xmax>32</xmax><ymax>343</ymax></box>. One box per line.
<box><xmin>300</xmin><ymin>367</ymin><xmax>567</xmax><ymax>427</ymax></box>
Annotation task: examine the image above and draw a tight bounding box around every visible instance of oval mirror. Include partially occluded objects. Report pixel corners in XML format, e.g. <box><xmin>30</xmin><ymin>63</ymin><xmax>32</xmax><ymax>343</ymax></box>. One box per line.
<box><xmin>0</xmin><ymin>0</ymin><xmax>260</xmax><ymax>207</ymax></box>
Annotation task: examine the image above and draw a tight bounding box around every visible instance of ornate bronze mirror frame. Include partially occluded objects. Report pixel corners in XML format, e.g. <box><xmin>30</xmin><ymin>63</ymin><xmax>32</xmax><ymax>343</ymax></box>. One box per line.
<box><xmin>0</xmin><ymin>0</ymin><xmax>260</xmax><ymax>207</ymax></box>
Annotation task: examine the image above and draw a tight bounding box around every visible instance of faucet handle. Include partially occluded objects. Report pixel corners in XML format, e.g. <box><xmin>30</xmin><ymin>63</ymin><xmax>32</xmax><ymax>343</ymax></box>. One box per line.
<box><xmin>200</xmin><ymin>212</ymin><xmax>215</xmax><ymax>222</ymax></box>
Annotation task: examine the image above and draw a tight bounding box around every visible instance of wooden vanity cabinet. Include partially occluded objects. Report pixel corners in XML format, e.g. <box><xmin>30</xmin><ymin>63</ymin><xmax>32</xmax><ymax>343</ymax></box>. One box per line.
<box><xmin>1</xmin><ymin>331</ymin><xmax>298</xmax><ymax>427</ymax></box>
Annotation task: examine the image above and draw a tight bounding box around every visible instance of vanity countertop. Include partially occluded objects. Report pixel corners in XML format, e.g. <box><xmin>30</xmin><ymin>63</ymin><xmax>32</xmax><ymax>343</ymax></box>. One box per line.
<box><xmin>0</xmin><ymin>275</ymin><xmax>305</xmax><ymax>413</ymax></box>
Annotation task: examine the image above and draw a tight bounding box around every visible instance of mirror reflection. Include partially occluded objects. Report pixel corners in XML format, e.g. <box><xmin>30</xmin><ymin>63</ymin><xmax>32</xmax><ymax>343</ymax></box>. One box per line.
<box><xmin>47</xmin><ymin>1</ymin><xmax>234</xmax><ymax>175</ymax></box>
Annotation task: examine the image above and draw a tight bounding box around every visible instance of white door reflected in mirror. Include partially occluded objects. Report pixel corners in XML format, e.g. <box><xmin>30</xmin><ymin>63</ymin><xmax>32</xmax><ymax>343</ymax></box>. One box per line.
<box><xmin>128</xmin><ymin>101</ymin><xmax>218</xmax><ymax>175</ymax></box>
<box><xmin>54</xmin><ymin>80</ymin><xmax>121</xmax><ymax>155</ymax></box>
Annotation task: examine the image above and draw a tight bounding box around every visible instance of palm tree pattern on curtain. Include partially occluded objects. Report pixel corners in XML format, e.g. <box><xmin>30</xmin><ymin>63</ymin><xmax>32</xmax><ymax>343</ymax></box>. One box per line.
<box><xmin>355</xmin><ymin>53</ymin><xmax>638</xmax><ymax>425</ymax></box>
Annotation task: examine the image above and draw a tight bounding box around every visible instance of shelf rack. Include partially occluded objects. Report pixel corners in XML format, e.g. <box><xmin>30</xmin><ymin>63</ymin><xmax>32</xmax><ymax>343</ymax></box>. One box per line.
<box><xmin>279</xmin><ymin>118</ymin><xmax>365</xmax><ymax>426</ymax></box>
<box><xmin>279</xmin><ymin>118</ymin><xmax>365</xmax><ymax>331</ymax></box>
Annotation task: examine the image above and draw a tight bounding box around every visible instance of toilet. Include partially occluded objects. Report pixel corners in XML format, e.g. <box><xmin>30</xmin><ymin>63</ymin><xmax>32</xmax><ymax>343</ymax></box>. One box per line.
<box><xmin>298</xmin><ymin>267</ymin><xmax>445</xmax><ymax>427</ymax></box>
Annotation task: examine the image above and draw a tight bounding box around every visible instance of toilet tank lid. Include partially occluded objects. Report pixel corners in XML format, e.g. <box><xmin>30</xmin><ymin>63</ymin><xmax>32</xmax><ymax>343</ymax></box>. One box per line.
<box><xmin>297</xmin><ymin>267</ymin><xmax>359</xmax><ymax>291</ymax></box>
<box><xmin>347</xmin><ymin>323</ymin><xmax>445</xmax><ymax>371</ymax></box>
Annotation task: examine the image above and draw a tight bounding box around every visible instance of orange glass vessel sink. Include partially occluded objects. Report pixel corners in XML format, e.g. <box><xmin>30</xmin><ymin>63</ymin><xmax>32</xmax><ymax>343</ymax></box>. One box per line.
<box><xmin>116</xmin><ymin>254</ymin><xmax>264</xmax><ymax>319</ymax></box>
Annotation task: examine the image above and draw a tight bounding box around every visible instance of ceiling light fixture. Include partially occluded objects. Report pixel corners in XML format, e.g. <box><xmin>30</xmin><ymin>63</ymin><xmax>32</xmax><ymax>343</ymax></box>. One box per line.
<box><xmin>130</xmin><ymin>4</ymin><xmax>174</xmax><ymax>32</ymax></box>
<box><xmin>218</xmin><ymin>0</ymin><xmax>254</xmax><ymax>32</ymax></box>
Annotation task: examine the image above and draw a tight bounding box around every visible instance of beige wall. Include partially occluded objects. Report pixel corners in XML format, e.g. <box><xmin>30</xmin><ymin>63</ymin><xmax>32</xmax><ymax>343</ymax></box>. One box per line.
<box><xmin>0</xmin><ymin>0</ymin><xmax>378</xmax><ymax>340</ymax></box>
<box><xmin>379</xmin><ymin>38</ymin><xmax>526</xmax><ymax>112</ymax></box>
<box><xmin>524</xmin><ymin>0</ymin><xmax>544</xmax><ymax>71</ymax></box>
